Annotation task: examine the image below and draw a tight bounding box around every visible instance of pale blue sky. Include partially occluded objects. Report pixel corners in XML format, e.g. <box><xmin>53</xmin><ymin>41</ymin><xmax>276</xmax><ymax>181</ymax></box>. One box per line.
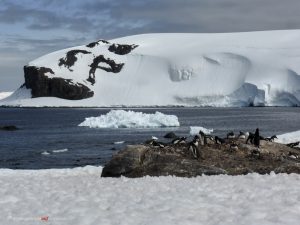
<box><xmin>1</xmin><ymin>0</ymin><xmax>300</xmax><ymax>91</ymax></box>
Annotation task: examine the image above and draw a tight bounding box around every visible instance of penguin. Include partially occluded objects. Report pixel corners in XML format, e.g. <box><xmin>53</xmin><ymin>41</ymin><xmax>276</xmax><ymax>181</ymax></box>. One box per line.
<box><xmin>215</xmin><ymin>136</ymin><xmax>225</xmax><ymax>144</ymax></box>
<box><xmin>265</xmin><ymin>135</ymin><xmax>278</xmax><ymax>142</ymax></box>
<box><xmin>286</xmin><ymin>141</ymin><xmax>300</xmax><ymax>148</ymax></box>
<box><xmin>145</xmin><ymin>138</ymin><xmax>165</xmax><ymax>148</ymax></box>
<box><xmin>288</xmin><ymin>151</ymin><xmax>299</xmax><ymax>159</ymax></box>
<box><xmin>199</xmin><ymin>131</ymin><xmax>205</xmax><ymax>145</ymax></box>
<box><xmin>171</xmin><ymin>137</ymin><xmax>187</xmax><ymax>145</ymax></box>
<box><xmin>253</xmin><ymin>128</ymin><xmax>260</xmax><ymax>147</ymax></box>
<box><xmin>229</xmin><ymin>142</ymin><xmax>238</xmax><ymax>151</ymax></box>
<box><xmin>205</xmin><ymin>135</ymin><xmax>215</xmax><ymax>144</ymax></box>
<box><xmin>246</xmin><ymin>132</ymin><xmax>254</xmax><ymax>144</ymax></box>
<box><xmin>188</xmin><ymin>135</ymin><xmax>202</xmax><ymax>159</ymax></box>
<box><xmin>227</xmin><ymin>131</ymin><xmax>235</xmax><ymax>139</ymax></box>
<box><xmin>238</xmin><ymin>131</ymin><xmax>246</xmax><ymax>139</ymax></box>
<box><xmin>251</xmin><ymin>149</ymin><xmax>261</xmax><ymax>159</ymax></box>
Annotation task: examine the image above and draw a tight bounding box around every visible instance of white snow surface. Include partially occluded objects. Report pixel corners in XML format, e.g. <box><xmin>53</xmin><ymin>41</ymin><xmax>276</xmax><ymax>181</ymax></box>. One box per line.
<box><xmin>78</xmin><ymin>110</ymin><xmax>180</xmax><ymax>128</ymax></box>
<box><xmin>276</xmin><ymin>130</ymin><xmax>300</xmax><ymax>144</ymax></box>
<box><xmin>1</xmin><ymin>166</ymin><xmax>300</xmax><ymax>225</ymax></box>
<box><xmin>0</xmin><ymin>92</ymin><xmax>12</xmax><ymax>100</ymax></box>
<box><xmin>190</xmin><ymin>126</ymin><xmax>213</xmax><ymax>135</ymax></box>
<box><xmin>3</xmin><ymin>30</ymin><xmax>300</xmax><ymax>107</ymax></box>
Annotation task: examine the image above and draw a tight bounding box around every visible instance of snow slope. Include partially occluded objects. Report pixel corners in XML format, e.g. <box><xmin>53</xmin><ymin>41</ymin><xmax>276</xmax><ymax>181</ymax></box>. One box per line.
<box><xmin>0</xmin><ymin>166</ymin><xmax>300</xmax><ymax>225</ymax></box>
<box><xmin>0</xmin><ymin>92</ymin><xmax>12</xmax><ymax>100</ymax></box>
<box><xmin>3</xmin><ymin>30</ymin><xmax>300</xmax><ymax>106</ymax></box>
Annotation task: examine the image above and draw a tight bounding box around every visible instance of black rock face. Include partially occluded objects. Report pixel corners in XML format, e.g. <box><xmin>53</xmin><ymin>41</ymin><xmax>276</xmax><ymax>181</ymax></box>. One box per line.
<box><xmin>87</xmin><ymin>55</ymin><xmax>124</xmax><ymax>85</ymax></box>
<box><xmin>58</xmin><ymin>50</ymin><xmax>91</xmax><ymax>71</ymax></box>
<box><xmin>108</xmin><ymin>43</ymin><xmax>138</xmax><ymax>55</ymax></box>
<box><xmin>86</xmin><ymin>39</ymin><xmax>110</xmax><ymax>48</ymax></box>
<box><xmin>24</xmin><ymin>66</ymin><xmax>94</xmax><ymax>100</ymax></box>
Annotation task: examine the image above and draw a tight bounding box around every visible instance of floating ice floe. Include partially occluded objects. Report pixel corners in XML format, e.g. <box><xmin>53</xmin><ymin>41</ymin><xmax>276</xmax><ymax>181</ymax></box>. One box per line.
<box><xmin>276</xmin><ymin>130</ymin><xmax>300</xmax><ymax>144</ymax></box>
<box><xmin>190</xmin><ymin>126</ymin><xmax>213</xmax><ymax>135</ymax></box>
<box><xmin>78</xmin><ymin>110</ymin><xmax>180</xmax><ymax>128</ymax></box>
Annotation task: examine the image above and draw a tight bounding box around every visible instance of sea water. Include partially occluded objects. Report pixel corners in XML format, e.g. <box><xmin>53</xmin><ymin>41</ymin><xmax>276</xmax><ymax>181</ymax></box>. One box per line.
<box><xmin>1</xmin><ymin>107</ymin><xmax>300</xmax><ymax>169</ymax></box>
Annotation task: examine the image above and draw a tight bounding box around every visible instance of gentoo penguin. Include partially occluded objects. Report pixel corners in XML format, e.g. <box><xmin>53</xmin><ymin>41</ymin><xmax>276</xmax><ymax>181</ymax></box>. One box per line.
<box><xmin>265</xmin><ymin>135</ymin><xmax>278</xmax><ymax>142</ymax></box>
<box><xmin>227</xmin><ymin>131</ymin><xmax>235</xmax><ymax>139</ymax></box>
<box><xmin>229</xmin><ymin>142</ymin><xmax>238</xmax><ymax>151</ymax></box>
<box><xmin>215</xmin><ymin>136</ymin><xmax>225</xmax><ymax>144</ymax></box>
<box><xmin>286</xmin><ymin>141</ymin><xmax>300</xmax><ymax>148</ymax></box>
<box><xmin>288</xmin><ymin>151</ymin><xmax>299</xmax><ymax>159</ymax></box>
<box><xmin>238</xmin><ymin>131</ymin><xmax>246</xmax><ymax>139</ymax></box>
<box><xmin>251</xmin><ymin>149</ymin><xmax>261</xmax><ymax>159</ymax></box>
<box><xmin>171</xmin><ymin>137</ymin><xmax>187</xmax><ymax>145</ymax></box>
<box><xmin>199</xmin><ymin>131</ymin><xmax>205</xmax><ymax>145</ymax></box>
<box><xmin>253</xmin><ymin>128</ymin><xmax>260</xmax><ymax>147</ymax></box>
<box><xmin>246</xmin><ymin>132</ymin><xmax>254</xmax><ymax>144</ymax></box>
<box><xmin>188</xmin><ymin>135</ymin><xmax>202</xmax><ymax>159</ymax></box>
<box><xmin>145</xmin><ymin>138</ymin><xmax>165</xmax><ymax>148</ymax></box>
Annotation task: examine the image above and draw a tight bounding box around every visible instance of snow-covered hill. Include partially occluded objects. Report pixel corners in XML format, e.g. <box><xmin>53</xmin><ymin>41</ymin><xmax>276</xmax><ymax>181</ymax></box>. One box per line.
<box><xmin>2</xmin><ymin>30</ymin><xmax>300</xmax><ymax>107</ymax></box>
<box><xmin>0</xmin><ymin>92</ymin><xmax>12</xmax><ymax>100</ymax></box>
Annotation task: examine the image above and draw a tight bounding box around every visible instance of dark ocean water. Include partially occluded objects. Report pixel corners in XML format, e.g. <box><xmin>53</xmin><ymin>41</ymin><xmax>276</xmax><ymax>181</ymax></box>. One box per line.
<box><xmin>1</xmin><ymin>107</ymin><xmax>300</xmax><ymax>169</ymax></box>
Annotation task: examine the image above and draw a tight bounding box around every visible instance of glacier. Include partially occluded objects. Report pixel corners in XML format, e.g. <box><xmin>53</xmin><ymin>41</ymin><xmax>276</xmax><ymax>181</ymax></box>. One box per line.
<box><xmin>2</xmin><ymin>30</ymin><xmax>300</xmax><ymax>107</ymax></box>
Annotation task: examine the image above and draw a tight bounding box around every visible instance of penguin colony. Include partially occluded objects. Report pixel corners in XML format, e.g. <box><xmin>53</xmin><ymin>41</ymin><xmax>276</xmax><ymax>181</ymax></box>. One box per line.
<box><xmin>145</xmin><ymin>129</ymin><xmax>300</xmax><ymax>160</ymax></box>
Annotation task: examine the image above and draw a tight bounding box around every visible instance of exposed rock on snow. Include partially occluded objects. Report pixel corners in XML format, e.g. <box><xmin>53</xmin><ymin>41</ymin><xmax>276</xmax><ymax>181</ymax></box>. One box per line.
<box><xmin>24</xmin><ymin>66</ymin><xmax>94</xmax><ymax>100</ymax></box>
<box><xmin>78</xmin><ymin>110</ymin><xmax>180</xmax><ymax>128</ymax></box>
<box><xmin>58</xmin><ymin>50</ymin><xmax>91</xmax><ymax>71</ymax></box>
<box><xmin>88</xmin><ymin>55</ymin><xmax>124</xmax><ymax>85</ymax></box>
<box><xmin>108</xmin><ymin>43</ymin><xmax>138</xmax><ymax>55</ymax></box>
<box><xmin>4</xmin><ymin>30</ymin><xmax>300</xmax><ymax>107</ymax></box>
<box><xmin>102</xmin><ymin>139</ymin><xmax>300</xmax><ymax>178</ymax></box>
<box><xmin>86</xmin><ymin>39</ymin><xmax>110</xmax><ymax>48</ymax></box>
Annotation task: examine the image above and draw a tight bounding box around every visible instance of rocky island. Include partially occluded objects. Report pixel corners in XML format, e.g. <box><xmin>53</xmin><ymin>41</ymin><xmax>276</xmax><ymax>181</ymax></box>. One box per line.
<box><xmin>101</xmin><ymin>134</ymin><xmax>300</xmax><ymax>178</ymax></box>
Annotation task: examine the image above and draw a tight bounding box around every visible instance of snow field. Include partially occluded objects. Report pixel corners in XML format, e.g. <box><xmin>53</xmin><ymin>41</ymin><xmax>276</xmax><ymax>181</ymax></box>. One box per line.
<box><xmin>0</xmin><ymin>166</ymin><xmax>300</xmax><ymax>225</ymax></box>
<box><xmin>78</xmin><ymin>110</ymin><xmax>180</xmax><ymax>128</ymax></box>
<box><xmin>0</xmin><ymin>92</ymin><xmax>12</xmax><ymax>100</ymax></box>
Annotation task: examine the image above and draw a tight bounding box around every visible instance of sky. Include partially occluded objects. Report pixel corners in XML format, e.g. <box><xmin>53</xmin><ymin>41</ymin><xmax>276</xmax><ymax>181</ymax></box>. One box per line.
<box><xmin>1</xmin><ymin>0</ymin><xmax>300</xmax><ymax>91</ymax></box>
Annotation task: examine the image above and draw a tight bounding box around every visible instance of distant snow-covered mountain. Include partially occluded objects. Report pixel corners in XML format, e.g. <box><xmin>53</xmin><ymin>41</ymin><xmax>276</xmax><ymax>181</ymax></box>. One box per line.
<box><xmin>2</xmin><ymin>30</ymin><xmax>300</xmax><ymax>107</ymax></box>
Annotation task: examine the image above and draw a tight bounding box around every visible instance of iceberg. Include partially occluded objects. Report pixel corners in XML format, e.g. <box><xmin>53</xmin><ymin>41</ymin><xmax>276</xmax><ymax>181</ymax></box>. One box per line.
<box><xmin>78</xmin><ymin>110</ymin><xmax>180</xmax><ymax>128</ymax></box>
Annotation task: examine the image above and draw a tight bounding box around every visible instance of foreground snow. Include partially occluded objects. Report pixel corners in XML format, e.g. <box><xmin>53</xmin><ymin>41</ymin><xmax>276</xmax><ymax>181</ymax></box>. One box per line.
<box><xmin>0</xmin><ymin>166</ymin><xmax>300</xmax><ymax>225</ymax></box>
<box><xmin>3</xmin><ymin>30</ymin><xmax>300</xmax><ymax>107</ymax></box>
<box><xmin>0</xmin><ymin>92</ymin><xmax>12</xmax><ymax>100</ymax></box>
<box><xmin>78</xmin><ymin>110</ymin><xmax>180</xmax><ymax>128</ymax></box>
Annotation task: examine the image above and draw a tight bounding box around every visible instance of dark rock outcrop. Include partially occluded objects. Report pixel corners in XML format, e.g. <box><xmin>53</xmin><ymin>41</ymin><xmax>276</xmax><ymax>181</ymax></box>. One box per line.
<box><xmin>58</xmin><ymin>50</ymin><xmax>91</xmax><ymax>71</ymax></box>
<box><xmin>24</xmin><ymin>66</ymin><xmax>94</xmax><ymax>100</ymax></box>
<box><xmin>86</xmin><ymin>39</ymin><xmax>110</xmax><ymax>48</ymax></box>
<box><xmin>108</xmin><ymin>44</ymin><xmax>138</xmax><ymax>55</ymax></box>
<box><xmin>101</xmin><ymin>145</ymin><xmax>227</xmax><ymax>178</ymax></box>
<box><xmin>101</xmin><ymin>139</ymin><xmax>300</xmax><ymax>178</ymax></box>
<box><xmin>164</xmin><ymin>132</ymin><xmax>178</xmax><ymax>139</ymax></box>
<box><xmin>0</xmin><ymin>125</ymin><xmax>18</xmax><ymax>131</ymax></box>
<box><xmin>87</xmin><ymin>55</ymin><xmax>124</xmax><ymax>85</ymax></box>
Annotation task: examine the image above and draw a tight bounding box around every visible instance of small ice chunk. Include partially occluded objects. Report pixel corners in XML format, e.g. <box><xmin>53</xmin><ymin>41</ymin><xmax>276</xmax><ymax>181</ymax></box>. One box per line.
<box><xmin>190</xmin><ymin>126</ymin><xmax>213</xmax><ymax>135</ymax></box>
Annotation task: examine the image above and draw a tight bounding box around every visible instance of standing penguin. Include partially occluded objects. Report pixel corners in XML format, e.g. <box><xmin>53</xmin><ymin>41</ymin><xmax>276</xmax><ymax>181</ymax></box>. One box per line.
<box><xmin>253</xmin><ymin>128</ymin><xmax>260</xmax><ymax>147</ymax></box>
